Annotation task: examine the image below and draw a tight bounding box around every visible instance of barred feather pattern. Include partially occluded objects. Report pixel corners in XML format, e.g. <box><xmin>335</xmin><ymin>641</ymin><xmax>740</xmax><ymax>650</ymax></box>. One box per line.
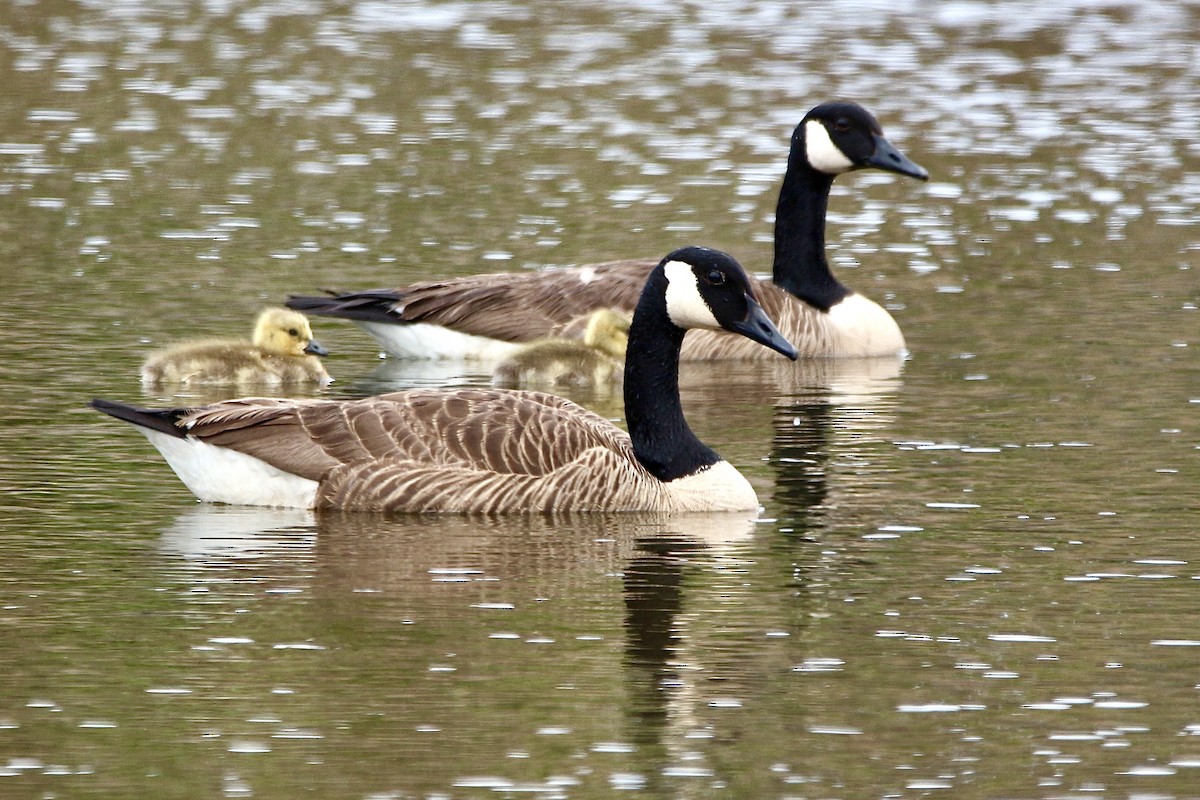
<box><xmin>321</xmin><ymin>447</ymin><xmax>658</xmax><ymax>513</ymax></box>
<box><xmin>174</xmin><ymin>390</ymin><xmax>686</xmax><ymax>513</ymax></box>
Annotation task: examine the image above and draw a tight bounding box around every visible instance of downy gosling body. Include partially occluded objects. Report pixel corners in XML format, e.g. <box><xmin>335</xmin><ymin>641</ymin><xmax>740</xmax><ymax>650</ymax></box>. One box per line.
<box><xmin>141</xmin><ymin>307</ymin><xmax>331</xmax><ymax>387</ymax></box>
<box><xmin>492</xmin><ymin>308</ymin><xmax>630</xmax><ymax>388</ymax></box>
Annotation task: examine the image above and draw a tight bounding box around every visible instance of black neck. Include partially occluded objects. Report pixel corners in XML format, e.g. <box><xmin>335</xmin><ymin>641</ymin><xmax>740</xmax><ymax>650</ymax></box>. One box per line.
<box><xmin>771</xmin><ymin>151</ymin><xmax>850</xmax><ymax>312</ymax></box>
<box><xmin>624</xmin><ymin>274</ymin><xmax>721</xmax><ymax>482</ymax></box>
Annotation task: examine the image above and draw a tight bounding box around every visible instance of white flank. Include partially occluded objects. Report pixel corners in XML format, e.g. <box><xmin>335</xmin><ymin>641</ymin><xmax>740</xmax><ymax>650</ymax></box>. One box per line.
<box><xmin>663</xmin><ymin>260</ymin><xmax>720</xmax><ymax>330</ymax></box>
<box><xmin>825</xmin><ymin>294</ymin><xmax>906</xmax><ymax>357</ymax></box>
<box><xmin>577</xmin><ymin>266</ymin><xmax>597</xmax><ymax>284</ymax></box>
<box><xmin>357</xmin><ymin>321</ymin><xmax>524</xmax><ymax>361</ymax></box>
<box><xmin>805</xmin><ymin>120</ymin><xmax>855</xmax><ymax>175</ymax></box>
<box><xmin>141</xmin><ymin>429</ymin><xmax>319</xmax><ymax>508</ymax></box>
<box><xmin>666</xmin><ymin>460</ymin><xmax>758</xmax><ymax>512</ymax></box>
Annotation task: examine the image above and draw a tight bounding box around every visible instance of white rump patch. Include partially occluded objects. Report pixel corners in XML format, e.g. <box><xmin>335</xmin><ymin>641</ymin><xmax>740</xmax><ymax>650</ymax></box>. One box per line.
<box><xmin>358</xmin><ymin>321</ymin><xmax>523</xmax><ymax>361</ymax></box>
<box><xmin>805</xmin><ymin>120</ymin><xmax>855</xmax><ymax>175</ymax></box>
<box><xmin>141</xmin><ymin>429</ymin><xmax>319</xmax><ymax>509</ymax></box>
<box><xmin>663</xmin><ymin>260</ymin><xmax>720</xmax><ymax>330</ymax></box>
<box><xmin>666</xmin><ymin>460</ymin><xmax>758</xmax><ymax>512</ymax></box>
<box><xmin>577</xmin><ymin>266</ymin><xmax>597</xmax><ymax>284</ymax></box>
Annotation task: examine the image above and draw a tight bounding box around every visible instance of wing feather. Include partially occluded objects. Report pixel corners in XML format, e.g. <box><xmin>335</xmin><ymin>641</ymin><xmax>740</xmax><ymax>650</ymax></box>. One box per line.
<box><xmin>388</xmin><ymin>259</ymin><xmax>653</xmax><ymax>341</ymax></box>
<box><xmin>319</xmin><ymin>445</ymin><xmax>658</xmax><ymax>513</ymax></box>
<box><xmin>176</xmin><ymin>389</ymin><xmax>635</xmax><ymax>484</ymax></box>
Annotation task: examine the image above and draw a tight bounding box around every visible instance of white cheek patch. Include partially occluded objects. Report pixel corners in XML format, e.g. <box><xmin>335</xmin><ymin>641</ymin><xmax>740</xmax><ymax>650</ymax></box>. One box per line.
<box><xmin>663</xmin><ymin>260</ymin><xmax>720</xmax><ymax>330</ymax></box>
<box><xmin>805</xmin><ymin>120</ymin><xmax>856</xmax><ymax>174</ymax></box>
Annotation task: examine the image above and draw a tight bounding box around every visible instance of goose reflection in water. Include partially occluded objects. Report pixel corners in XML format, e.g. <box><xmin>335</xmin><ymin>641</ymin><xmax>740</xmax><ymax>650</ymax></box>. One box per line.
<box><xmin>619</xmin><ymin>519</ymin><xmax>770</xmax><ymax>787</ymax></box>
<box><xmin>159</xmin><ymin>505</ymin><xmax>318</xmax><ymax>562</ymax></box>
<box><xmin>617</xmin><ymin>355</ymin><xmax>902</xmax><ymax>784</ymax></box>
<box><xmin>767</xmin><ymin>356</ymin><xmax>902</xmax><ymax>525</ymax></box>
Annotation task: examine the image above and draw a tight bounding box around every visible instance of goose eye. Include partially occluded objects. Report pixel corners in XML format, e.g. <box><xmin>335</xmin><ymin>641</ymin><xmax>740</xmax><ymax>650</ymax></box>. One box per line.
<box><xmin>832</xmin><ymin>117</ymin><xmax>851</xmax><ymax>133</ymax></box>
<box><xmin>706</xmin><ymin>269</ymin><xmax>726</xmax><ymax>286</ymax></box>
<box><xmin>288</xmin><ymin>328</ymin><xmax>300</xmax><ymax>337</ymax></box>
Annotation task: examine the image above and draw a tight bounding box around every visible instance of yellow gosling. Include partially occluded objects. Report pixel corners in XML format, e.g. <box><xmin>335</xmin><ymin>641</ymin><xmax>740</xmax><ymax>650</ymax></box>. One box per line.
<box><xmin>141</xmin><ymin>307</ymin><xmax>331</xmax><ymax>387</ymax></box>
<box><xmin>492</xmin><ymin>308</ymin><xmax>630</xmax><ymax>388</ymax></box>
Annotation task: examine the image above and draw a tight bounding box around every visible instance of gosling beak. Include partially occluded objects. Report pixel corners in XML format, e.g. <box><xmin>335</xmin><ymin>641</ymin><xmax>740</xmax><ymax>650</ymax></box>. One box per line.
<box><xmin>727</xmin><ymin>296</ymin><xmax>798</xmax><ymax>361</ymax></box>
<box><xmin>864</xmin><ymin>134</ymin><xmax>929</xmax><ymax>181</ymax></box>
<box><xmin>304</xmin><ymin>340</ymin><xmax>329</xmax><ymax>357</ymax></box>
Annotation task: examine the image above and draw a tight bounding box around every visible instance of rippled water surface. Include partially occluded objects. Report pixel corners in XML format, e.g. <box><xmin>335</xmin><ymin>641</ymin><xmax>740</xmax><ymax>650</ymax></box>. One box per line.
<box><xmin>2</xmin><ymin>1</ymin><xmax>1199</xmax><ymax>797</ymax></box>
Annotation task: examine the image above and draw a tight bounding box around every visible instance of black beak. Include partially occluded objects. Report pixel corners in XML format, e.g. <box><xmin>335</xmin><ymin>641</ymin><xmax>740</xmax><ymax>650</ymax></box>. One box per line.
<box><xmin>865</xmin><ymin>134</ymin><xmax>929</xmax><ymax>181</ymax></box>
<box><xmin>727</xmin><ymin>296</ymin><xmax>798</xmax><ymax>361</ymax></box>
<box><xmin>304</xmin><ymin>339</ymin><xmax>329</xmax><ymax>357</ymax></box>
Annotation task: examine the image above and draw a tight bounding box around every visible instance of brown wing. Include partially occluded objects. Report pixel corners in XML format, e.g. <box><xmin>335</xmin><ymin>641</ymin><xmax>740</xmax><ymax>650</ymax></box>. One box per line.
<box><xmin>175</xmin><ymin>389</ymin><xmax>655</xmax><ymax>513</ymax></box>
<box><xmin>392</xmin><ymin>259</ymin><xmax>654</xmax><ymax>341</ymax></box>
<box><xmin>319</xmin><ymin>445</ymin><xmax>655</xmax><ymax>513</ymax></box>
<box><xmin>180</xmin><ymin>389</ymin><xmax>635</xmax><ymax>479</ymax></box>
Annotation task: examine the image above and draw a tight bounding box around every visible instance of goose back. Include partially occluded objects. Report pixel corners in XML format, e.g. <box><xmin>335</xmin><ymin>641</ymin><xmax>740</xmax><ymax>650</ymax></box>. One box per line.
<box><xmin>100</xmin><ymin>385</ymin><xmax>753</xmax><ymax>513</ymax></box>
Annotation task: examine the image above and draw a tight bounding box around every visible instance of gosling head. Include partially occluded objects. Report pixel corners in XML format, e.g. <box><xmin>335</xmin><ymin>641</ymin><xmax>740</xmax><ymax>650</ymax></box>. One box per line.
<box><xmin>251</xmin><ymin>307</ymin><xmax>329</xmax><ymax>358</ymax></box>
<box><xmin>582</xmin><ymin>308</ymin><xmax>631</xmax><ymax>359</ymax></box>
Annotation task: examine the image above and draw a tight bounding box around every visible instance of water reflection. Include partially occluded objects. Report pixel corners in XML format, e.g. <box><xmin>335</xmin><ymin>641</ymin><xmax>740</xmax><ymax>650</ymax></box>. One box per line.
<box><xmin>619</xmin><ymin>518</ymin><xmax>769</xmax><ymax>794</ymax></box>
<box><xmin>143</xmin><ymin>351</ymin><xmax>906</xmax><ymax>787</ymax></box>
<box><xmin>309</xmin><ymin>509</ymin><xmax>758</xmax><ymax>597</ymax></box>
<box><xmin>152</xmin><ymin>504</ymin><xmax>772</xmax><ymax>794</ymax></box>
<box><xmin>768</xmin><ymin>356</ymin><xmax>902</xmax><ymax>523</ymax></box>
<box><xmin>334</xmin><ymin>356</ymin><xmax>494</xmax><ymax>396</ymax></box>
<box><xmin>621</xmin><ymin>534</ymin><xmax>708</xmax><ymax>792</ymax></box>
<box><xmin>159</xmin><ymin>506</ymin><xmax>317</xmax><ymax>562</ymax></box>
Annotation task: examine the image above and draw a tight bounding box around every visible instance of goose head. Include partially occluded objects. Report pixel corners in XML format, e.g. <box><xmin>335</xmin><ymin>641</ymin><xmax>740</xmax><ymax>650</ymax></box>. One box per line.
<box><xmin>798</xmin><ymin>101</ymin><xmax>929</xmax><ymax>181</ymax></box>
<box><xmin>252</xmin><ymin>308</ymin><xmax>329</xmax><ymax>358</ymax></box>
<box><xmin>659</xmin><ymin>246</ymin><xmax>798</xmax><ymax>360</ymax></box>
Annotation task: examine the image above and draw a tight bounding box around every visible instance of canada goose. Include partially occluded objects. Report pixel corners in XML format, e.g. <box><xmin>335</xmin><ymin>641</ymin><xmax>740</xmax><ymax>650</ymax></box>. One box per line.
<box><xmin>287</xmin><ymin>101</ymin><xmax>927</xmax><ymax>360</ymax></box>
<box><xmin>141</xmin><ymin>307</ymin><xmax>332</xmax><ymax>387</ymax></box>
<box><xmin>492</xmin><ymin>307</ymin><xmax>630</xmax><ymax>388</ymax></box>
<box><xmin>91</xmin><ymin>247</ymin><xmax>797</xmax><ymax>514</ymax></box>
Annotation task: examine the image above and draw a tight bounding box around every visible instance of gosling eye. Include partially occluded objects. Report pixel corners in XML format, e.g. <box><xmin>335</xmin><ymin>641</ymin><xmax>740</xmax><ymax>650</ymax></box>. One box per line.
<box><xmin>705</xmin><ymin>269</ymin><xmax>726</xmax><ymax>286</ymax></box>
<box><xmin>288</xmin><ymin>328</ymin><xmax>300</xmax><ymax>337</ymax></box>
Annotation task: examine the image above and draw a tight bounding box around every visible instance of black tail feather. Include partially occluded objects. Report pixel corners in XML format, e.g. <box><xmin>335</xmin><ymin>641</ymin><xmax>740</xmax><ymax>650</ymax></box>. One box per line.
<box><xmin>89</xmin><ymin>398</ymin><xmax>189</xmax><ymax>439</ymax></box>
<box><xmin>285</xmin><ymin>289</ymin><xmax>404</xmax><ymax>324</ymax></box>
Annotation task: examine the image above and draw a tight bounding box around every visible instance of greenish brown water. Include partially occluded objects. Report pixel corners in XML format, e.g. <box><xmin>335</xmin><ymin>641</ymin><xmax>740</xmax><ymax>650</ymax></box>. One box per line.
<box><xmin>2</xmin><ymin>1</ymin><xmax>1199</xmax><ymax>797</ymax></box>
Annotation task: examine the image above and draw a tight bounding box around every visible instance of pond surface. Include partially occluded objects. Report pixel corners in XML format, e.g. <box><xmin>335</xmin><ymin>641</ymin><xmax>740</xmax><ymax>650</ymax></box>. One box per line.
<box><xmin>2</xmin><ymin>0</ymin><xmax>1199</xmax><ymax>797</ymax></box>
